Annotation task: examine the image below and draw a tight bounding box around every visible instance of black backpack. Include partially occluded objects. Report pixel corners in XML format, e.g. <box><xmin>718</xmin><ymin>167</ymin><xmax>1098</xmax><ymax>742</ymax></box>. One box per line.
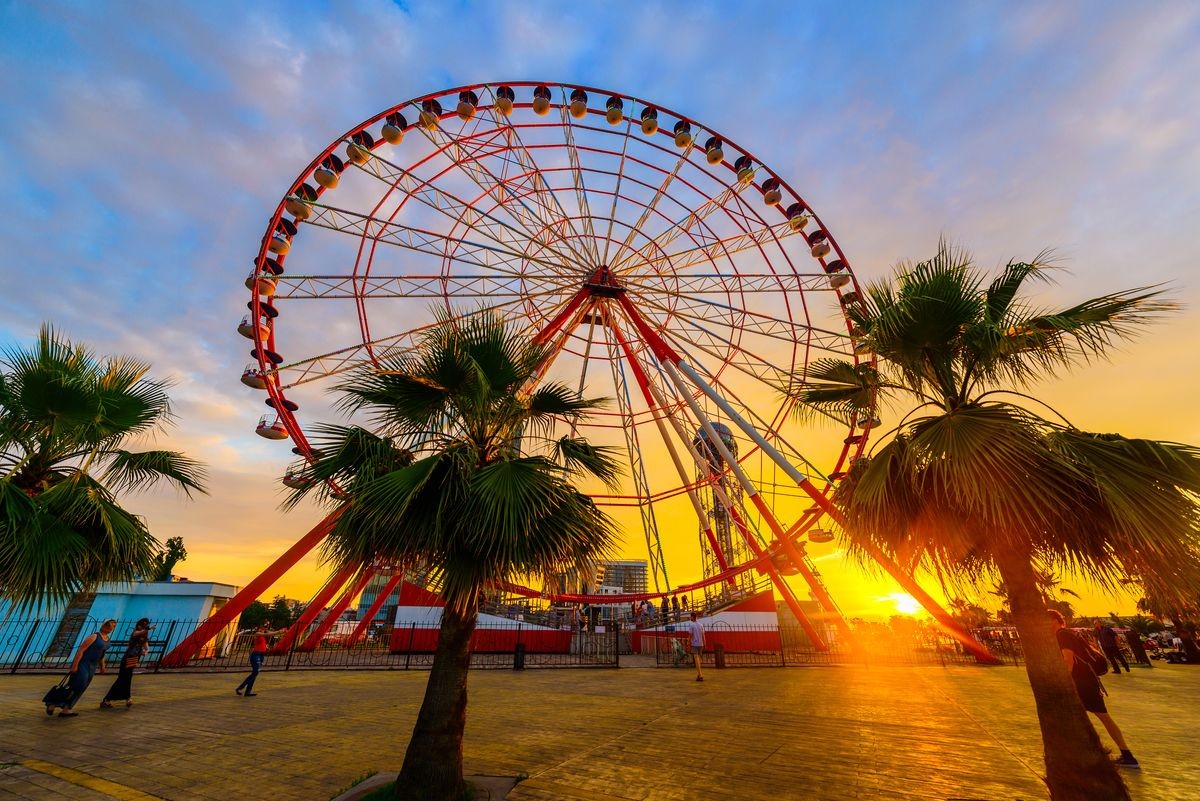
<box><xmin>1082</xmin><ymin>637</ymin><xmax>1110</xmax><ymax>676</ymax></box>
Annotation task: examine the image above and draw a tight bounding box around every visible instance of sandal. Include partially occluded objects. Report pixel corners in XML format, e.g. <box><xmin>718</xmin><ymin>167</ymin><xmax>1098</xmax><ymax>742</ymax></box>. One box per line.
<box><xmin>125</xmin><ymin>700</ymin><xmax>133</xmax><ymax>708</ymax></box>
<box><xmin>45</xmin><ymin>705</ymin><xmax>55</xmax><ymax>716</ymax></box>
<box><xmin>100</xmin><ymin>701</ymin><xmax>114</xmax><ymax>709</ymax></box>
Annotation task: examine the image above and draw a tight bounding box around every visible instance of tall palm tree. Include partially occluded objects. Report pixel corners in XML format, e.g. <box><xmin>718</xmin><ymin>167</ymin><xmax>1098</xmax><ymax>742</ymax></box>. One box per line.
<box><xmin>284</xmin><ymin>310</ymin><xmax>621</xmax><ymax>801</ymax></box>
<box><xmin>792</xmin><ymin>243</ymin><xmax>1200</xmax><ymax>801</ymax></box>
<box><xmin>0</xmin><ymin>325</ymin><xmax>207</xmax><ymax>609</ymax></box>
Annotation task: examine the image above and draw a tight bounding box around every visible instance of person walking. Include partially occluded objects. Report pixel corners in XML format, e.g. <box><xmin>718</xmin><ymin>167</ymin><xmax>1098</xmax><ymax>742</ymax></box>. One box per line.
<box><xmin>1096</xmin><ymin>623</ymin><xmax>1131</xmax><ymax>674</ymax></box>
<box><xmin>235</xmin><ymin>622</ymin><xmax>283</xmax><ymax>697</ymax></box>
<box><xmin>1049</xmin><ymin>610</ymin><xmax>1139</xmax><ymax>769</ymax></box>
<box><xmin>49</xmin><ymin>619</ymin><xmax>116</xmax><ymax>717</ymax></box>
<box><xmin>684</xmin><ymin>612</ymin><xmax>705</xmax><ymax>682</ymax></box>
<box><xmin>101</xmin><ymin>618</ymin><xmax>151</xmax><ymax>708</ymax></box>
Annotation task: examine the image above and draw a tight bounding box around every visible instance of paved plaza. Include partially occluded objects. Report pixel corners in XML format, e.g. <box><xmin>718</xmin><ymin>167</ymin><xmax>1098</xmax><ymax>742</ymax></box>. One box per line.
<box><xmin>0</xmin><ymin>663</ymin><xmax>1196</xmax><ymax>801</ymax></box>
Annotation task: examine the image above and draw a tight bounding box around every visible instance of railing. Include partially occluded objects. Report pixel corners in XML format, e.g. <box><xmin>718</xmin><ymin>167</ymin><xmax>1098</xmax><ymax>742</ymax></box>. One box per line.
<box><xmin>647</xmin><ymin>624</ymin><xmax>1026</xmax><ymax>668</ymax></box>
<box><xmin>0</xmin><ymin>617</ymin><xmax>620</xmax><ymax>673</ymax></box>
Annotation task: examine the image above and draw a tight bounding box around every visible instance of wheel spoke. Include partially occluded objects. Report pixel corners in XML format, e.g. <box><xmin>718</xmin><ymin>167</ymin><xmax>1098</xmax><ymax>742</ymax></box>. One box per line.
<box><xmin>603</xmin><ymin>127</ymin><xmax>703</xmax><ymax>271</ymax></box>
<box><xmin>630</xmin><ymin>295</ymin><xmax>809</xmax><ymax>393</ymax></box>
<box><xmin>344</xmin><ymin>134</ymin><xmax>581</xmax><ymax>269</ymax></box>
<box><xmin>689</xmin><ymin>362</ymin><xmax>842</xmax><ymax>475</ymax></box>
<box><xmin>413</xmin><ymin>97</ymin><xmax>595</xmax><ymax>270</ymax></box>
<box><xmin>631</xmin><ymin>288</ymin><xmax>851</xmax><ymax>357</ymax></box>
<box><xmin>607</xmin><ymin>336</ymin><xmax>668</xmax><ymax>590</ymax></box>
<box><xmin>599</xmin><ymin>110</ymin><xmax>635</xmax><ymax>266</ymax></box>
<box><xmin>301</xmin><ymin>202</ymin><xmax>575</xmax><ymax>281</ymax></box>
<box><xmin>621</xmin><ymin>272</ymin><xmax>832</xmax><ymax>295</ymax></box>
<box><xmin>273</xmin><ymin>272</ymin><xmax>576</xmax><ymax>300</ymax></box>
<box><xmin>557</xmin><ymin>92</ymin><xmax>603</xmax><ymax>267</ymax></box>
<box><xmin>629</xmin><ymin>219</ymin><xmax>806</xmax><ymax>275</ymax></box>
<box><xmin>271</xmin><ymin>292</ymin><xmax>562</xmax><ymax>388</ymax></box>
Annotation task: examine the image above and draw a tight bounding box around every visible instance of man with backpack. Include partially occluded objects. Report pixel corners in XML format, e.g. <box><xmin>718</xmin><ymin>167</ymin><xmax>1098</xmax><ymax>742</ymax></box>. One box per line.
<box><xmin>1096</xmin><ymin>623</ymin><xmax>1131</xmax><ymax>673</ymax></box>
<box><xmin>1048</xmin><ymin>610</ymin><xmax>1139</xmax><ymax>769</ymax></box>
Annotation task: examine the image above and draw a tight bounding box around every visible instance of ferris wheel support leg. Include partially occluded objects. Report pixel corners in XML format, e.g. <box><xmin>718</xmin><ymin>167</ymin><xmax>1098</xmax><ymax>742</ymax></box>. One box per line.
<box><xmin>723</xmin><ymin>502</ymin><xmax>830</xmax><ymax>650</ymax></box>
<box><xmin>609</xmin><ymin>318</ymin><xmax>736</xmax><ymax>585</ymax></box>
<box><xmin>346</xmin><ymin>572</ymin><xmax>406</xmax><ymax>648</ymax></box>
<box><xmin>675</xmin><ymin>362</ymin><xmax>1001</xmax><ymax>665</ymax></box>
<box><xmin>297</xmin><ymin>568</ymin><xmax>377</xmax><ymax>652</ymax></box>
<box><xmin>159</xmin><ymin>512</ymin><xmax>340</xmax><ymax>668</ymax></box>
<box><xmin>531</xmin><ymin>287</ymin><xmax>590</xmax><ymax>346</ymax></box>
<box><xmin>269</xmin><ymin>562</ymin><xmax>360</xmax><ymax>656</ymax></box>
<box><xmin>649</xmin><ymin>351</ymin><xmax>836</xmax><ymax>650</ymax></box>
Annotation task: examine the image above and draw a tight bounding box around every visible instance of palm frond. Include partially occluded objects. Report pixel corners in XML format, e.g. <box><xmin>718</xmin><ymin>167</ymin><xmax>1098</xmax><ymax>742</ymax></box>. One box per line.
<box><xmin>554</xmin><ymin>437</ymin><xmax>623</xmax><ymax>488</ymax></box>
<box><xmin>789</xmin><ymin>358</ymin><xmax>876</xmax><ymax>424</ymax></box>
<box><xmin>100</xmin><ymin>450</ymin><xmax>208</xmax><ymax>496</ymax></box>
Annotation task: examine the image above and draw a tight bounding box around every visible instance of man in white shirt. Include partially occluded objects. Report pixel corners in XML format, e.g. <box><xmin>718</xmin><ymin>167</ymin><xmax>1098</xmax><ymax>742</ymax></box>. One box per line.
<box><xmin>685</xmin><ymin>612</ymin><xmax>705</xmax><ymax>682</ymax></box>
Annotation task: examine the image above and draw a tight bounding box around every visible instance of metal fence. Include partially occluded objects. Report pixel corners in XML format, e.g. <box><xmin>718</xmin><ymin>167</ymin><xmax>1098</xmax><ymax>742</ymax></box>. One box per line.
<box><xmin>648</xmin><ymin>624</ymin><xmax>1026</xmax><ymax>669</ymax></box>
<box><xmin>0</xmin><ymin>617</ymin><xmax>620</xmax><ymax>673</ymax></box>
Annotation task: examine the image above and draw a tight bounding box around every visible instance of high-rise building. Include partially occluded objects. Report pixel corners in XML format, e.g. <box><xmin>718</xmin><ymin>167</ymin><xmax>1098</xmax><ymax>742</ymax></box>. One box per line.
<box><xmin>595</xmin><ymin>560</ymin><xmax>649</xmax><ymax>594</ymax></box>
<box><xmin>355</xmin><ymin>573</ymin><xmax>402</xmax><ymax>623</ymax></box>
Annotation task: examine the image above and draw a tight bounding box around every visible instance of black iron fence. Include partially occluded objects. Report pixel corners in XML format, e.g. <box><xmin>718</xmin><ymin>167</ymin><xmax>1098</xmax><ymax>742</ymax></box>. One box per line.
<box><xmin>0</xmin><ymin>617</ymin><xmax>620</xmax><ymax>673</ymax></box>
<box><xmin>647</xmin><ymin>624</ymin><xmax>1026</xmax><ymax>668</ymax></box>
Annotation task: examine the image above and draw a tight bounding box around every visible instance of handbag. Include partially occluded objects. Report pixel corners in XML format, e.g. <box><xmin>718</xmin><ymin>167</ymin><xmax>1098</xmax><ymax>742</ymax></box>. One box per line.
<box><xmin>42</xmin><ymin>675</ymin><xmax>73</xmax><ymax>706</ymax></box>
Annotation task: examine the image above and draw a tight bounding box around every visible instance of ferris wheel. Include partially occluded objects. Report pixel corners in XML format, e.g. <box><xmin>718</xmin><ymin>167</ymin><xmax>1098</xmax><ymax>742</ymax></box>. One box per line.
<box><xmin>168</xmin><ymin>82</ymin><xmax>990</xmax><ymax>664</ymax></box>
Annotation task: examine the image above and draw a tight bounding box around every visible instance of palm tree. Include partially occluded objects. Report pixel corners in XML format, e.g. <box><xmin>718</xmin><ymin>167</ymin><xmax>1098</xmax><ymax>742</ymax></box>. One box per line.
<box><xmin>792</xmin><ymin>243</ymin><xmax>1200</xmax><ymax>801</ymax></box>
<box><xmin>284</xmin><ymin>310</ymin><xmax>621</xmax><ymax>801</ymax></box>
<box><xmin>0</xmin><ymin>325</ymin><xmax>207</xmax><ymax>609</ymax></box>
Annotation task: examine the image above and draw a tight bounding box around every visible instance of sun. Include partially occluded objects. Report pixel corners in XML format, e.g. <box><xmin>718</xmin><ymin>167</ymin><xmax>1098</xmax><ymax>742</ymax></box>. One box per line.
<box><xmin>881</xmin><ymin>593</ymin><xmax>924</xmax><ymax>616</ymax></box>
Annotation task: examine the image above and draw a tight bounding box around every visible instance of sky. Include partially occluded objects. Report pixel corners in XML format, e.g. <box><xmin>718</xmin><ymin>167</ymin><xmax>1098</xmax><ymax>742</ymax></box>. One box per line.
<box><xmin>1</xmin><ymin>1</ymin><xmax>1198</xmax><ymax>620</ymax></box>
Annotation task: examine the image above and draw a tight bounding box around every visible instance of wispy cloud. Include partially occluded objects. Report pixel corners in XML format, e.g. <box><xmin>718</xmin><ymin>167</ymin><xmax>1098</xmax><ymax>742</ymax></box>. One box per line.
<box><xmin>1</xmin><ymin>1</ymin><xmax>1196</xmax><ymax>610</ymax></box>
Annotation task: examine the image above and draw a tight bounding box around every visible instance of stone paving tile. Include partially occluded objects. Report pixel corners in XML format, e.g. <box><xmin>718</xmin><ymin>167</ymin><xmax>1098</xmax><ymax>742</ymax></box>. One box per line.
<box><xmin>0</xmin><ymin>663</ymin><xmax>1196</xmax><ymax>800</ymax></box>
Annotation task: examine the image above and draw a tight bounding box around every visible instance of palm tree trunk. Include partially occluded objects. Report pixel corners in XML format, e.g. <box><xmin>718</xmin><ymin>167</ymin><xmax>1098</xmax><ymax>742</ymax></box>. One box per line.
<box><xmin>994</xmin><ymin>545</ymin><xmax>1129</xmax><ymax>801</ymax></box>
<box><xmin>394</xmin><ymin>599</ymin><xmax>478</xmax><ymax>801</ymax></box>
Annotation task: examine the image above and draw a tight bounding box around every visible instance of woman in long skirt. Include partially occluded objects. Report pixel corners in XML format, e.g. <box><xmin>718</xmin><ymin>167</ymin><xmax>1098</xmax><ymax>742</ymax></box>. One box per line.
<box><xmin>49</xmin><ymin>619</ymin><xmax>115</xmax><ymax>717</ymax></box>
<box><xmin>101</xmin><ymin>618</ymin><xmax>151</xmax><ymax>708</ymax></box>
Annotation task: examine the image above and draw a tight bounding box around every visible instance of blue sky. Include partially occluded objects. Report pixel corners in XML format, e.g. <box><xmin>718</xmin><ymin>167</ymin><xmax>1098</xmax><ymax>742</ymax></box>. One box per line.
<box><xmin>1</xmin><ymin>1</ymin><xmax>1198</xmax><ymax>614</ymax></box>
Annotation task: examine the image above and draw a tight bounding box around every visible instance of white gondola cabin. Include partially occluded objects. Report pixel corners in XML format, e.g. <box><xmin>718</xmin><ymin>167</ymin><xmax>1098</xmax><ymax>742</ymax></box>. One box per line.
<box><xmin>237</xmin><ymin>315</ymin><xmax>271</xmax><ymax>340</ymax></box>
<box><xmin>256</xmin><ymin>414</ymin><xmax>288</xmax><ymax>440</ymax></box>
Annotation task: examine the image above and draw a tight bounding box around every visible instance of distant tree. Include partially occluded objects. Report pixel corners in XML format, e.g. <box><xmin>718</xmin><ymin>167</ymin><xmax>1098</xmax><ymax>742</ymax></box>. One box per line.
<box><xmin>268</xmin><ymin>595</ymin><xmax>300</xmax><ymax>628</ymax></box>
<box><xmin>948</xmin><ymin>598</ymin><xmax>994</xmax><ymax>630</ymax></box>
<box><xmin>239</xmin><ymin>599</ymin><xmax>270</xmax><ymax>630</ymax></box>
<box><xmin>151</xmin><ymin>536</ymin><xmax>187</xmax><ymax>581</ymax></box>
<box><xmin>888</xmin><ymin>614</ymin><xmax>921</xmax><ymax>640</ymax></box>
<box><xmin>1125</xmin><ymin>614</ymin><xmax>1163</xmax><ymax>638</ymax></box>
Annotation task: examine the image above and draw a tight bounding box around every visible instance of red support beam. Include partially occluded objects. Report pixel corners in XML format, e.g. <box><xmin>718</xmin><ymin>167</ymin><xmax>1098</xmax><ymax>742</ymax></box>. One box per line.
<box><xmin>795</xmin><ymin>478</ymin><xmax>1001</xmax><ymax>664</ymax></box>
<box><xmin>345</xmin><ymin>572</ymin><xmax>405</xmax><ymax>647</ymax></box>
<box><xmin>608</xmin><ymin>316</ymin><xmax>736</xmax><ymax>584</ymax></box>
<box><xmin>160</xmin><ymin>512</ymin><xmax>340</xmax><ymax>668</ymax></box>
<box><xmin>296</xmin><ymin>568</ymin><xmax>377</xmax><ymax>652</ymax></box>
<box><xmin>531</xmin><ymin>286</ymin><xmax>590</xmax><ymax>345</ymax></box>
<box><xmin>269</xmin><ymin>562</ymin><xmax>360</xmax><ymax>655</ymax></box>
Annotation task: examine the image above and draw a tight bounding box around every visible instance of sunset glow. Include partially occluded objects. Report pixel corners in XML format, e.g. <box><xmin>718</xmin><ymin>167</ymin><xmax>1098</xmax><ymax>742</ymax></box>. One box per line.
<box><xmin>879</xmin><ymin>593</ymin><xmax>926</xmax><ymax>617</ymax></box>
<box><xmin>0</xmin><ymin>4</ymin><xmax>1196</xmax><ymax>623</ymax></box>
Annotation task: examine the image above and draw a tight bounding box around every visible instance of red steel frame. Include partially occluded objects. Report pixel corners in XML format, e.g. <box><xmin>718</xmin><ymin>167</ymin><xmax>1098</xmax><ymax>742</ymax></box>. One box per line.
<box><xmin>171</xmin><ymin>82</ymin><xmax>1001</xmax><ymax>667</ymax></box>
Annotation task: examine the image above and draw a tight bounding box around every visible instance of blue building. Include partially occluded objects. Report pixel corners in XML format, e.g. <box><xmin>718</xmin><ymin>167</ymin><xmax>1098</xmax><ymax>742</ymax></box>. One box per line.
<box><xmin>0</xmin><ymin>581</ymin><xmax>239</xmax><ymax>668</ymax></box>
<box><xmin>355</xmin><ymin>573</ymin><xmax>402</xmax><ymax>623</ymax></box>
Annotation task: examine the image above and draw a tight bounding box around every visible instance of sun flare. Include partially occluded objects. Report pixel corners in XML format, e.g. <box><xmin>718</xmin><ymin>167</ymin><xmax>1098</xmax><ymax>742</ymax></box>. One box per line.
<box><xmin>881</xmin><ymin>593</ymin><xmax>924</xmax><ymax>616</ymax></box>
